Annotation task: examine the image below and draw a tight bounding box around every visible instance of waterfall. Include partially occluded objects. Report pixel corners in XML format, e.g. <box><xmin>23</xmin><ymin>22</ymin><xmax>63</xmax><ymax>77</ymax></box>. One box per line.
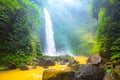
<box><xmin>44</xmin><ymin>8</ymin><xmax>56</xmax><ymax>56</ymax></box>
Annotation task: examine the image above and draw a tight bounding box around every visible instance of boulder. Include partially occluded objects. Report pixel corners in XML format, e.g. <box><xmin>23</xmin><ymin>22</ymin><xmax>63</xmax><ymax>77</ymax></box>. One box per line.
<box><xmin>74</xmin><ymin>64</ymin><xmax>105</xmax><ymax>80</ymax></box>
<box><xmin>104</xmin><ymin>72</ymin><xmax>120</xmax><ymax>80</ymax></box>
<box><xmin>60</xmin><ymin>60</ymin><xmax>68</xmax><ymax>65</ymax></box>
<box><xmin>37</xmin><ymin>58</ymin><xmax>55</xmax><ymax>67</ymax></box>
<box><xmin>46</xmin><ymin>72</ymin><xmax>74</xmax><ymax>80</ymax></box>
<box><xmin>43</xmin><ymin>69</ymin><xmax>74</xmax><ymax>80</ymax></box>
<box><xmin>87</xmin><ymin>54</ymin><xmax>102</xmax><ymax>66</ymax></box>
<box><xmin>8</xmin><ymin>63</ymin><xmax>17</xmax><ymax>70</ymax></box>
<box><xmin>20</xmin><ymin>65</ymin><xmax>29</xmax><ymax>70</ymax></box>
<box><xmin>67</xmin><ymin>60</ymin><xmax>79</xmax><ymax>67</ymax></box>
<box><xmin>43</xmin><ymin>64</ymin><xmax>105</xmax><ymax>80</ymax></box>
<box><xmin>58</xmin><ymin>55</ymin><xmax>74</xmax><ymax>65</ymax></box>
<box><xmin>71</xmin><ymin>64</ymin><xmax>85</xmax><ymax>71</ymax></box>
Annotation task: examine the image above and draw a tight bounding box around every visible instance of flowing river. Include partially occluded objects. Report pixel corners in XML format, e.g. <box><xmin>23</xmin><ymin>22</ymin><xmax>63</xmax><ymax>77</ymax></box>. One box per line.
<box><xmin>0</xmin><ymin>56</ymin><xmax>88</xmax><ymax>80</ymax></box>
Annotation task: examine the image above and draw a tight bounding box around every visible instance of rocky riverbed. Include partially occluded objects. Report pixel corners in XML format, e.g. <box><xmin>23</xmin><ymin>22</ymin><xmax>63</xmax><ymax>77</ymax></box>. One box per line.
<box><xmin>0</xmin><ymin>55</ymin><xmax>120</xmax><ymax>80</ymax></box>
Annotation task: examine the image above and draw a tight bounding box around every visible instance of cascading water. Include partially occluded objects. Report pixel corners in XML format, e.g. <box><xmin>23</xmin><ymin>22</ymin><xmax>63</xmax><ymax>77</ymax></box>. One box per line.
<box><xmin>44</xmin><ymin>8</ymin><xmax>56</xmax><ymax>56</ymax></box>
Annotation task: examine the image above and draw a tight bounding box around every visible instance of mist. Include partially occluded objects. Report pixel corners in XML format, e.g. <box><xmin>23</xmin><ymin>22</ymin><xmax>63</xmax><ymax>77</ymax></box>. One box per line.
<box><xmin>42</xmin><ymin>0</ymin><xmax>98</xmax><ymax>55</ymax></box>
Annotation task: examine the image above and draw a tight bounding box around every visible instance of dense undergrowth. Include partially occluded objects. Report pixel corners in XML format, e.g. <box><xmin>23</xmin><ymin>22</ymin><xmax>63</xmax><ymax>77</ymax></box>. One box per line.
<box><xmin>91</xmin><ymin>0</ymin><xmax>120</xmax><ymax>61</ymax></box>
<box><xmin>0</xmin><ymin>0</ymin><xmax>43</xmax><ymax>68</ymax></box>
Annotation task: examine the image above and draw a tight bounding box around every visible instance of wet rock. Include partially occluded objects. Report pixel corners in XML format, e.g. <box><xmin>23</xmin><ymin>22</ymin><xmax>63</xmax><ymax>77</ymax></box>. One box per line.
<box><xmin>74</xmin><ymin>64</ymin><xmax>105</xmax><ymax>80</ymax></box>
<box><xmin>43</xmin><ymin>69</ymin><xmax>61</xmax><ymax>80</ymax></box>
<box><xmin>47</xmin><ymin>72</ymin><xmax>74</xmax><ymax>80</ymax></box>
<box><xmin>60</xmin><ymin>60</ymin><xmax>68</xmax><ymax>65</ymax></box>
<box><xmin>67</xmin><ymin>60</ymin><xmax>79</xmax><ymax>67</ymax></box>
<box><xmin>58</xmin><ymin>55</ymin><xmax>74</xmax><ymax>65</ymax></box>
<box><xmin>87</xmin><ymin>54</ymin><xmax>102</xmax><ymax>66</ymax></box>
<box><xmin>43</xmin><ymin>64</ymin><xmax>105</xmax><ymax>80</ymax></box>
<box><xmin>20</xmin><ymin>65</ymin><xmax>29</xmax><ymax>70</ymax></box>
<box><xmin>104</xmin><ymin>72</ymin><xmax>120</xmax><ymax>80</ymax></box>
<box><xmin>43</xmin><ymin>69</ymin><xmax>75</xmax><ymax>80</ymax></box>
<box><xmin>71</xmin><ymin>64</ymin><xmax>85</xmax><ymax>71</ymax></box>
<box><xmin>8</xmin><ymin>63</ymin><xmax>17</xmax><ymax>70</ymax></box>
<box><xmin>37</xmin><ymin>58</ymin><xmax>55</xmax><ymax>67</ymax></box>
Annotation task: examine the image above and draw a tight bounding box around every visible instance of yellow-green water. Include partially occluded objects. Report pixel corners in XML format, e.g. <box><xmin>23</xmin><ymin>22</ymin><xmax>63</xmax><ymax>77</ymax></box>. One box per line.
<box><xmin>0</xmin><ymin>56</ymin><xmax>88</xmax><ymax>80</ymax></box>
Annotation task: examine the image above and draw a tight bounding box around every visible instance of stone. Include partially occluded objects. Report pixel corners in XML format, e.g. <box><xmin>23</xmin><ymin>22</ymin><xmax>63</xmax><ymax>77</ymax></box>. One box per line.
<box><xmin>37</xmin><ymin>58</ymin><xmax>55</xmax><ymax>67</ymax></box>
<box><xmin>43</xmin><ymin>64</ymin><xmax>106</xmax><ymax>80</ymax></box>
<box><xmin>43</xmin><ymin>69</ymin><xmax>74</xmax><ymax>80</ymax></box>
<box><xmin>55</xmin><ymin>55</ymin><xmax>74</xmax><ymax>65</ymax></box>
<box><xmin>104</xmin><ymin>72</ymin><xmax>120</xmax><ymax>80</ymax></box>
<box><xmin>67</xmin><ymin>60</ymin><xmax>79</xmax><ymax>67</ymax></box>
<box><xmin>8</xmin><ymin>63</ymin><xmax>17</xmax><ymax>70</ymax></box>
<box><xmin>87</xmin><ymin>54</ymin><xmax>102</xmax><ymax>66</ymax></box>
<box><xmin>20</xmin><ymin>65</ymin><xmax>29</xmax><ymax>70</ymax></box>
<box><xmin>47</xmin><ymin>72</ymin><xmax>74</xmax><ymax>80</ymax></box>
<box><xmin>74</xmin><ymin>64</ymin><xmax>105</xmax><ymax>80</ymax></box>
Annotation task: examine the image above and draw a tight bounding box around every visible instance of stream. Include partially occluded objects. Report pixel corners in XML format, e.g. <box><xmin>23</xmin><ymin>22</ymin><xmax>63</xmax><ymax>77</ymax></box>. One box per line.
<box><xmin>0</xmin><ymin>56</ymin><xmax>88</xmax><ymax>80</ymax></box>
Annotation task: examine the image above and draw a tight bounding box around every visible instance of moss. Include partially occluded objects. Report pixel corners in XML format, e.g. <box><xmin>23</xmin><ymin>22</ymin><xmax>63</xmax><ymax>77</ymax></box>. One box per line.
<box><xmin>0</xmin><ymin>66</ymin><xmax>7</xmax><ymax>71</ymax></box>
<box><xmin>98</xmin><ymin>8</ymin><xmax>106</xmax><ymax>19</ymax></box>
<box><xmin>111</xmin><ymin>52</ymin><xmax>120</xmax><ymax>61</ymax></box>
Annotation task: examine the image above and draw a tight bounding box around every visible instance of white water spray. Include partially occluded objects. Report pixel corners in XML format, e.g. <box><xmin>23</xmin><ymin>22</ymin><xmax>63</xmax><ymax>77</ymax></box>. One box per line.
<box><xmin>44</xmin><ymin>8</ymin><xmax>56</xmax><ymax>56</ymax></box>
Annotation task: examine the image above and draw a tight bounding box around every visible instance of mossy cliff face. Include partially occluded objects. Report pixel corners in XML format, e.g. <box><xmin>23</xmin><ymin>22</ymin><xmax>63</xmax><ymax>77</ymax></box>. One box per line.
<box><xmin>0</xmin><ymin>0</ymin><xmax>43</xmax><ymax>67</ymax></box>
<box><xmin>91</xmin><ymin>0</ymin><xmax>120</xmax><ymax>60</ymax></box>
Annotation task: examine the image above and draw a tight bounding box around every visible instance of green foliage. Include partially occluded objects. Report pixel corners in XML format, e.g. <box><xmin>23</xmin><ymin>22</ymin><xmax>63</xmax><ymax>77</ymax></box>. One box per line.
<box><xmin>110</xmin><ymin>38</ymin><xmax>120</xmax><ymax>51</ymax></box>
<box><xmin>15</xmin><ymin>50</ymin><xmax>33</xmax><ymax>67</ymax></box>
<box><xmin>109</xmin><ymin>0</ymin><xmax>116</xmax><ymax>4</ymax></box>
<box><xmin>111</xmin><ymin>52</ymin><xmax>120</xmax><ymax>62</ymax></box>
<box><xmin>0</xmin><ymin>66</ymin><xmax>7</xmax><ymax>71</ymax></box>
<box><xmin>91</xmin><ymin>0</ymin><xmax>120</xmax><ymax>59</ymax></box>
<box><xmin>0</xmin><ymin>0</ymin><xmax>43</xmax><ymax>67</ymax></box>
<box><xmin>90</xmin><ymin>0</ymin><xmax>101</xmax><ymax>19</ymax></box>
<box><xmin>106</xmin><ymin>69</ymin><xmax>113</xmax><ymax>73</ymax></box>
<box><xmin>98</xmin><ymin>8</ymin><xmax>106</xmax><ymax>19</ymax></box>
<box><xmin>53</xmin><ymin>55</ymin><xmax>74</xmax><ymax>62</ymax></box>
<box><xmin>67</xmin><ymin>55</ymin><xmax>74</xmax><ymax>60</ymax></box>
<box><xmin>0</xmin><ymin>50</ymin><xmax>33</xmax><ymax>67</ymax></box>
<box><xmin>30</xmin><ymin>34</ymin><xmax>42</xmax><ymax>58</ymax></box>
<box><xmin>0</xmin><ymin>0</ymin><xmax>21</xmax><ymax>12</ymax></box>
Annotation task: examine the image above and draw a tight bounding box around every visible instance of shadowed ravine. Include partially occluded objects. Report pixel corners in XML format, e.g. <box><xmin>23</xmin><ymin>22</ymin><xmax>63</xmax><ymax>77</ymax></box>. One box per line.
<box><xmin>0</xmin><ymin>56</ymin><xmax>88</xmax><ymax>80</ymax></box>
